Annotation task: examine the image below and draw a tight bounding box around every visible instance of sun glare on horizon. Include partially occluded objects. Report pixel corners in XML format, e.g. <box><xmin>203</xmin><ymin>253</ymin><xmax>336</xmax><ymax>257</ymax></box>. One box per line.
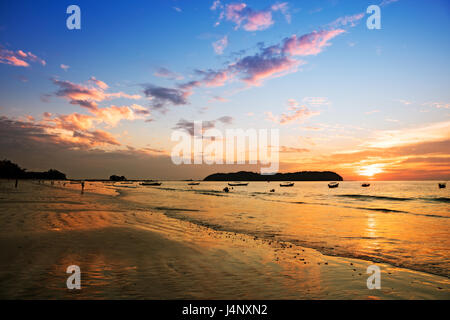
<box><xmin>357</xmin><ymin>164</ymin><xmax>385</xmax><ymax>178</ymax></box>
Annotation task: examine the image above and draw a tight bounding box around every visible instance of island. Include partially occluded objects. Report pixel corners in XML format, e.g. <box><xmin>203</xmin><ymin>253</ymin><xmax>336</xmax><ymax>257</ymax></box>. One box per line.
<box><xmin>204</xmin><ymin>171</ymin><xmax>343</xmax><ymax>181</ymax></box>
<box><xmin>0</xmin><ymin>159</ymin><xmax>67</xmax><ymax>180</ymax></box>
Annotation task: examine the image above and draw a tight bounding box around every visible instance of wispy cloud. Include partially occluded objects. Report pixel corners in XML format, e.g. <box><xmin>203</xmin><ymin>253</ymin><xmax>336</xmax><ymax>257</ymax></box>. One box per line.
<box><xmin>173</xmin><ymin>116</ymin><xmax>234</xmax><ymax>136</ymax></box>
<box><xmin>60</xmin><ymin>64</ymin><xmax>70</xmax><ymax>71</ymax></box>
<box><xmin>266</xmin><ymin>101</ymin><xmax>320</xmax><ymax>125</ymax></box>
<box><xmin>154</xmin><ymin>67</ymin><xmax>184</xmax><ymax>80</ymax></box>
<box><xmin>212</xmin><ymin>35</ymin><xmax>228</xmax><ymax>55</ymax></box>
<box><xmin>51</xmin><ymin>77</ymin><xmax>141</xmax><ymax>110</ymax></box>
<box><xmin>0</xmin><ymin>46</ymin><xmax>46</xmax><ymax>67</ymax></box>
<box><xmin>212</xmin><ymin>1</ymin><xmax>290</xmax><ymax>31</ymax></box>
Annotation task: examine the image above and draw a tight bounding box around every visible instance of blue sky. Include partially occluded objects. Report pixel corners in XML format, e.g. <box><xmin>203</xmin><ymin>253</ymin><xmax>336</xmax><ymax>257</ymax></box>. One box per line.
<box><xmin>0</xmin><ymin>0</ymin><xmax>449</xmax><ymax>179</ymax></box>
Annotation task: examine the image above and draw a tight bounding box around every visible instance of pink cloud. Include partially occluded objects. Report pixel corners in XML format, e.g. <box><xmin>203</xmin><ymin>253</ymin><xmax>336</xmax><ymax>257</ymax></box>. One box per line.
<box><xmin>51</xmin><ymin>77</ymin><xmax>141</xmax><ymax>110</ymax></box>
<box><xmin>266</xmin><ymin>103</ymin><xmax>320</xmax><ymax>125</ymax></box>
<box><xmin>212</xmin><ymin>35</ymin><xmax>228</xmax><ymax>55</ymax></box>
<box><xmin>231</xmin><ymin>50</ymin><xmax>302</xmax><ymax>85</ymax></box>
<box><xmin>244</xmin><ymin>10</ymin><xmax>273</xmax><ymax>31</ymax></box>
<box><xmin>329</xmin><ymin>13</ymin><xmax>365</xmax><ymax>28</ymax></box>
<box><xmin>216</xmin><ymin>2</ymin><xmax>289</xmax><ymax>31</ymax></box>
<box><xmin>0</xmin><ymin>48</ymin><xmax>46</xmax><ymax>67</ymax></box>
<box><xmin>282</xmin><ymin>29</ymin><xmax>346</xmax><ymax>56</ymax></box>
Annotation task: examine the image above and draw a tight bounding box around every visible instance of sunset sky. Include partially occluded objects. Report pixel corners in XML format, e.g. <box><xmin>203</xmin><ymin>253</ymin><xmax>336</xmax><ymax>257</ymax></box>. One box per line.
<box><xmin>0</xmin><ymin>0</ymin><xmax>449</xmax><ymax>180</ymax></box>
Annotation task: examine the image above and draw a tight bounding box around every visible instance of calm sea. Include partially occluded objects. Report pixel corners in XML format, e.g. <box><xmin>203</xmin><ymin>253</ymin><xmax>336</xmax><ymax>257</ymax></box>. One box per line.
<box><xmin>109</xmin><ymin>181</ymin><xmax>449</xmax><ymax>278</ymax></box>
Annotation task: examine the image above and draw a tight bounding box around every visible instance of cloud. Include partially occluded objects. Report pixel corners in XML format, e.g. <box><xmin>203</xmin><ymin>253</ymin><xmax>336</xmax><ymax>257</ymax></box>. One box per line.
<box><xmin>184</xmin><ymin>27</ymin><xmax>345</xmax><ymax>90</ymax></box>
<box><xmin>173</xmin><ymin>116</ymin><xmax>234</xmax><ymax>136</ymax></box>
<box><xmin>266</xmin><ymin>101</ymin><xmax>320</xmax><ymax>125</ymax></box>
<box><xmin>302</xmin><ymin>97</ymin><xmax>331</xmax><ymax>107</ymax></box>
<box><xmin>280</xmin><ymin>146</ymin><xmax>310</xmax><ymax>153</ymax></box>
<box><xmin>271</xmin><ymin>2</ymin><xmax>291</xmax><ymax>23</ymax></box>
<box><xmin>380</xmin><ymin>0</ymin><xmax>400</xmax><ymax>7</ymax></box>
<box><xmin>51</xmin><ymin>77</ymin><xmax>141</xmax><ymax>110</ymax></box>
<box><xmin>366</xmin><ymin>121</ymin><xmax>450</xmax><ymax>149</ymax></box>
<box><xmin>60</xmin><ymin>64</ymin><xmax>70</xmax><ymax>71</ymax></box>
<box><xmin>212</xmin><ymin>35</ymin><xmax>228</xmax><ymax>55</ymax></box>
<box><xmin>328</xmin><ymin>13</ymin><xmax>365</xmax><ymax>28</ymax></box>
<box><xmin>0</xmin><ymin>47</ymin><xmax>46</xmax><ymax>67</ymax></box>
<box><xmin>143</xmin><ymin>84</ymin><xmax>190</xmax><ymax>112</ymax></box>
<box><xmin>423</xmin><ymin>102</ymin><xmax>449</xmax><ymax>109</ymax></box>
<box><xmin>154</xmin><ymin>67</ymin><xmax>184</xmax><ymax>80</ymax></box>
<box><xmin>0</xmin><ymin>116</ymin><xmax>119</xmax><ymax>150</ymax></box>
<box><xmin>217</xmin><ymin>116</ymin><xmax>234</xmax><ymax>124</ymax></box>
<box><xmin>282</xmin><ymin>29</ymin><xmax>346</xmax><ymax>56</ymax></box>
<box><xmin>209</xmin><ymin>96</ymin><xmax>229</xmax><ymax>103</ymax></box>
<box><xmin>213</xmin><ymin>2</ymin><xmax>290</xmax><ymax>31</ymax></box>
<box><xmin>231</xmin><ymin>47</ymin><xmax>302</xmax><ymax>85</ymax></box>
<box><xmin>194</xmin><ymin>69</ymin><xmax>232</xmax><ymax>87</ymax></box>
<box><xmin>173</xmin><ymin>6</ymin><xmax>182</xmax><ymax>12</ymax></box>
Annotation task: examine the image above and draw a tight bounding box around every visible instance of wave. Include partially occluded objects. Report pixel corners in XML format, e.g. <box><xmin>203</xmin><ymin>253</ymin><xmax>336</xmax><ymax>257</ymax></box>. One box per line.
<box><xmin>338</xmin><ymin>194</ymin><xmax>450</xmax><ymax>204</ymax></box>
<box><xmin>337</xmin><ymin>194</ymin><xmax>412</xmax><ymax>201</ymax></box>
<box><xmin>422</xmin><ymin>197</ymin><xmax>450</xmax><ymax>203</ymax></box>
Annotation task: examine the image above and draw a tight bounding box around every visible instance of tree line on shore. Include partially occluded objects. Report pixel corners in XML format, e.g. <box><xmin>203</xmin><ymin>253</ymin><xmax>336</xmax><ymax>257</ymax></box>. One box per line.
<box><xmin>0</xmin><ymin>159</ymin><xmax>67</xmax><ymax>180</ymax></box>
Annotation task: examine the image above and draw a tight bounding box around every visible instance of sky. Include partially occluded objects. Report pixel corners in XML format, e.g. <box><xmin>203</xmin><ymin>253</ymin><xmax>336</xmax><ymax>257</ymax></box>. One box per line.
<box><xmin>0</xmin><ymin>0</ymin><xmax>449</xmax><ymax>180</ymax></box>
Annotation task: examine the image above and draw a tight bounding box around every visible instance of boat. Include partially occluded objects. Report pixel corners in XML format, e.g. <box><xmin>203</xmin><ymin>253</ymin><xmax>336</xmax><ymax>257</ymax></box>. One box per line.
<box><xmin>140</xmin><ymin>182</ymin><xmax>162</xmax><ymax>186</ymax></box>
<box><xmin>223</xmin><ymin>187</ymin><xmax>230</xmax><ymax>193</ymax></box>
<box><xmin>228</xmin><ymin>182</ymin><xmax>248</xmax><ymax>186</ymax></box>
<box><xmin>438</xmin><ymin>183</ymin><xmax>446</xmax><ymax>189</ymax></box>
<box><xmin>188</xmin><ymin>182</ymin><xmax>200</xmax><ymax>185</ymax></box>
<box><xmin>280</xmin><ymin>182</ymin><xmax>294</xmax><ymax>187</ymax></box>
<box><xmin>361</xmin><ymin>183</ymin><xmax>370</xmax><ymax>187</ymax></box>
<box><xmin>328</xmin><ymin>182</ymin><xmax>339</xmax><ymax>188</ymax></box>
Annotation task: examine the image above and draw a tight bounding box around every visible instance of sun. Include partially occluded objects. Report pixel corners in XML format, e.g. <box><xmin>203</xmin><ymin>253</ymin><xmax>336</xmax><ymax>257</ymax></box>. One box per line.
<box><xmin>358</xmin><ymin>164</ymin><xmax>385</xmax><ymax>177</ymax></box>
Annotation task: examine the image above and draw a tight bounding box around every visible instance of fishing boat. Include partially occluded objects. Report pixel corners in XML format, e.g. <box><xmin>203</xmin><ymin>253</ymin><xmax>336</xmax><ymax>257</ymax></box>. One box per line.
<box><xmin>438</xmin><ymin>183</ymin><xmax>446</xmax><ymax>189</ymax></box>
<box><xmin>140</xmin><ymin>182</ymin><xmax>162</xmax><ymax>186</ymax></box>
<box><xmin>280</xmin><ymin>182</ymin><xmax>294</xmax><ymax>187</ymax></box>
<box><xmin>228</xmin><ymin>182</ymin><xmax>248</xmax><ymax>186</ymax></box>
<box><xmin>361</xmin><ymin>183</ymin><xmax>370</xmax><ymax>187</ymax></box>
<box><xmin>188</xmin><ymin>182</ymin><xmax>200</xmax><ymax>185</ymax></box>
<box><xmin>328</xmin><ymin>182</ymin><xmax>339</xmax><ymax>188</ymax></box>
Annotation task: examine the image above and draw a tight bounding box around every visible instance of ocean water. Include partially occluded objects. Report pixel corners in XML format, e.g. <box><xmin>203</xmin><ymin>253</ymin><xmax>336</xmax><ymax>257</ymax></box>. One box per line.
<box><xmin>108</xmin><ymin>181</ymin><xmax>449</xmax><ymax>278</ymax></box>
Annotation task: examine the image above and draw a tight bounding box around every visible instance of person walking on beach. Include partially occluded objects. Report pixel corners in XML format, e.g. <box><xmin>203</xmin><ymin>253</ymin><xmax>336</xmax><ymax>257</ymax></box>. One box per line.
<box><xmin>81</xmin><ymin>181</ymin><xmax>85</xmax><ymax>194</ymax></box>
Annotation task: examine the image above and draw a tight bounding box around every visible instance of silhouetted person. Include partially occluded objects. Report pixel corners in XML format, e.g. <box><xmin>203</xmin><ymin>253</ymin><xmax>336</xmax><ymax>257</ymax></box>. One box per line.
<box><xmin>15</xmin><ymin>179</ymin><xmax>18</xmax><ymax>188</ymax></box>
<box><xmin>81</xmin><ymin>181</ymin><xmax>85</xmax><ymax>194</ymax></box>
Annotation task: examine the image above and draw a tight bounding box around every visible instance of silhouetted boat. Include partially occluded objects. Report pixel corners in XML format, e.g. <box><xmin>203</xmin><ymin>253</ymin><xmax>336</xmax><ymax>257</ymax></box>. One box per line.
<box><xmin>223</xmin><ymin>187</ymin><xmax>230</xmax><ymax>192</ymax></box>
<box><xmin>438</xmin><ymin>183</ymin><xmax>446</xmax><ymax>189</ymax></box>
<box><xmin>328</xmin><ymin>182</ymin><xmax>339</xmax><ymax>188</ymax></box>
<box><xmin>140</xmin><ymin>182</ymin><xmax>162</xmax><ymax>186</ymax></box>
<box><xmin>188</xmin><ymin>182</ymin><xmax>200</xmax><ymax>185</ymax></box>
<box><xmin>228</xmin><ymin>182</ymin><xmax>248</xmax><ymax>186</ymax></box>
<box><xmin>280</xmin><ymin>182</ymin><xmax>294</xmax><ymax>187</ymax></box>
<box><xmin>361</xmin><ymin>183</ymin><xmax>370</xmax><ymax>187</ymax></box>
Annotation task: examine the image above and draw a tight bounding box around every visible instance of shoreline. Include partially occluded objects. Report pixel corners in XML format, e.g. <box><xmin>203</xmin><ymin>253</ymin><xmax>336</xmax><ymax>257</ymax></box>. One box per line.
<box><xmin>0</xmin><ymin>180</ymin><xmax>448</xmax><ymax>299</ymax></box>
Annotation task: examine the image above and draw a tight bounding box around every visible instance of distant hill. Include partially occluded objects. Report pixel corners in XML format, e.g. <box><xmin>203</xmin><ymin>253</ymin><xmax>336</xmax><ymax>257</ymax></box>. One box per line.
<box><xmin>204</xmin><ymin>171</ymin><xmax>343</xmax><ymax>181</ymax></box>
<box><xmin>0</xmin><ymin>159</ymin><xmax>67</xmax><ymax>180</ymax></box>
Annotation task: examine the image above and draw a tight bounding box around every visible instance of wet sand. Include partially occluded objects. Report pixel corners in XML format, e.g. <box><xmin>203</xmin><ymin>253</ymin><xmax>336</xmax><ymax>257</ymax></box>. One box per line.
<box><xmin>0</xmin><ymin>180</ymin><xmax>448</xmax><ymax>299</ymax></box>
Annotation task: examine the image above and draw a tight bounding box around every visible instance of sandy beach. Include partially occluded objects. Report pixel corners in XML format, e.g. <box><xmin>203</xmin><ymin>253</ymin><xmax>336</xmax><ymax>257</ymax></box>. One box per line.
<box><xmin>0</xmin><ymin>180</ymin><xmax>448</xmax><ymax>299</ymax></box>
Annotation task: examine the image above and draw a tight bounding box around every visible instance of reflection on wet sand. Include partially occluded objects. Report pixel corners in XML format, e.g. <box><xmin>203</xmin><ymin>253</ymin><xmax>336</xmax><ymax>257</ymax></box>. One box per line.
<box><xmin>0</xmin><ymin>180</ymin><xmax>448</xmax><ymax>299</ymax></box>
